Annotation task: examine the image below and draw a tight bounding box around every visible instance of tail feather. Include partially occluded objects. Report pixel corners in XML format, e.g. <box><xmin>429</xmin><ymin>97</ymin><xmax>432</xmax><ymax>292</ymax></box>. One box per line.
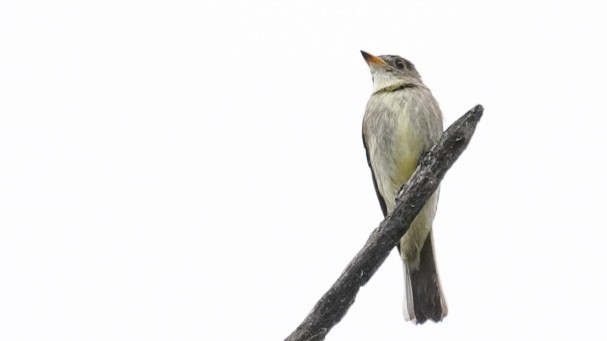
<box><xmin>403</xmin><ymin>232</ymin><xmax>447</xmax><ymax>324</ymax></box>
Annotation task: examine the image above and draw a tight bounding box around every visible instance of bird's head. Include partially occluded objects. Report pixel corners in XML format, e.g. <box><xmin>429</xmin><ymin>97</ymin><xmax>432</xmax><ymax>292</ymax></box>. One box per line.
<box><xmin>361</xmin><ymin>50</ymin><xmax>421</xmax><ymax>92</ymax></box>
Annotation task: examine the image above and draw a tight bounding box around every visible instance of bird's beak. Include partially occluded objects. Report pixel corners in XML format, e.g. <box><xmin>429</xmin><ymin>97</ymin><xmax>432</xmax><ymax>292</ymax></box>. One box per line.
<box><xmin>361</xmin><ymin>50</ymin><xmax>386</xmax><ymax>66</ymax></box>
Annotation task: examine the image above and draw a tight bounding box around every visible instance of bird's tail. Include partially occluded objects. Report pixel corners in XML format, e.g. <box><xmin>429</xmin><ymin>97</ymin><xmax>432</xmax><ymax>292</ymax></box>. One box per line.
<box><xmin>403</xmin><ymin>231</ymin><xmax>448</xmax><ymax>324</ymax></box>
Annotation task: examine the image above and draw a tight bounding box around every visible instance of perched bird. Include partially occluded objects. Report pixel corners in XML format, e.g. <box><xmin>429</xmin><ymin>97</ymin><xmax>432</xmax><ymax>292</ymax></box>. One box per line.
<box><xmin>361</xmin><ymin>51</ymin><xmax>447</xmax><ymax>324</ymax></box>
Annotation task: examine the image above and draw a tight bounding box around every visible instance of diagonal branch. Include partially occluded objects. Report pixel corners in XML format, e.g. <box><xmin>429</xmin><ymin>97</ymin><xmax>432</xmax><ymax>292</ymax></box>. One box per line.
<box><xmin>285</xmin><ymin>105</ymin><xmax>484</xmax><ymax>341</ymax></box>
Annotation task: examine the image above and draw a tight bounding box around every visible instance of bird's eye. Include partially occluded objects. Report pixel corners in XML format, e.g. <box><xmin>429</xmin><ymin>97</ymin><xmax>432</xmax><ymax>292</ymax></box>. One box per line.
<box><xmin>395</xmin><ymin>60</ymin><xmax>405</xmax><ymax>70</ymax></box>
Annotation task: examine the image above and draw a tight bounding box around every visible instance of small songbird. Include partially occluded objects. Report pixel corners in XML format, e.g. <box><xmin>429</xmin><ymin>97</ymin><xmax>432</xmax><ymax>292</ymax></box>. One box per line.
<box><xmin>361</xmin><ymin>51</ymin><xmax>447</xmax><ymax>324</ymax></box>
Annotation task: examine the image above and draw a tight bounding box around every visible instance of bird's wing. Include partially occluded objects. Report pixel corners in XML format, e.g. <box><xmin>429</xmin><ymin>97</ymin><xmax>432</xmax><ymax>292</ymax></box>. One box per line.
<box><xmin>363</xmin><ymin>132</ymin><xmax>388</xmax><ymax>218</ymax></box>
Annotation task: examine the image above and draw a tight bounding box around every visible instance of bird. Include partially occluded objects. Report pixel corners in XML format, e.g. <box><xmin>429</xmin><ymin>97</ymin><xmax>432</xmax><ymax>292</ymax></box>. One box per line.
<box><xmin>361</xmin><ymin>50</ymin><xmax>447</xmax><ymax>324</ymax></box>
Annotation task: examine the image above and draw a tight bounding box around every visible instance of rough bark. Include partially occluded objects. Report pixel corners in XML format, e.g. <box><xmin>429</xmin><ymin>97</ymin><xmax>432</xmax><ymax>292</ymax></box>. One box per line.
<box><xmin>285</xmin><ymin>105</ymin><xmax>484</xmax><ymax>341</ymax></box>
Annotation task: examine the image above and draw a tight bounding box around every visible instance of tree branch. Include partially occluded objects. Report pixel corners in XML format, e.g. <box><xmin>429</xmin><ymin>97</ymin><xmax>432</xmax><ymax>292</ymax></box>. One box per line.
<box><xmin>285</xmin><ymin>105</ymin><xmax>484</xmax><ymax>341</ymax></box>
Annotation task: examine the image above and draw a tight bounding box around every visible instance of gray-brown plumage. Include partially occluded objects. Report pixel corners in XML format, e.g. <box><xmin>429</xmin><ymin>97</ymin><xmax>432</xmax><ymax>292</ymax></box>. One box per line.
<box><xmin>361</xmin><ymin>51</ymin><xmax>447</xmax><ymax>324</ymax></box>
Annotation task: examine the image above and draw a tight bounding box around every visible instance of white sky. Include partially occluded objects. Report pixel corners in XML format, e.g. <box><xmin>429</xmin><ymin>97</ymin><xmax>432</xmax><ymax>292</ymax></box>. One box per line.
<box><xmin>1</xmin><ymin>1</ymin><xmax>606</xmax><ymax>340</ymax></box>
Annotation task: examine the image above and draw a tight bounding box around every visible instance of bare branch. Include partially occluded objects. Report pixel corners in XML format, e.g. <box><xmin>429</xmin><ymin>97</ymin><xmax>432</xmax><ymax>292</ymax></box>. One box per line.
<box><xmin>285</xmin><ymin>105</ymin><xmax>484</xmax><ymax>341</ymax></box>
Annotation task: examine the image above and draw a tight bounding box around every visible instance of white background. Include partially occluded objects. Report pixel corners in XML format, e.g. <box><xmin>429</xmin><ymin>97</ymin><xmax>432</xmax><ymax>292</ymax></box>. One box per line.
<box><xmin>2</xmin><ymin>1</ymin><xmax>606</xmax><ymax>340</ymax></box>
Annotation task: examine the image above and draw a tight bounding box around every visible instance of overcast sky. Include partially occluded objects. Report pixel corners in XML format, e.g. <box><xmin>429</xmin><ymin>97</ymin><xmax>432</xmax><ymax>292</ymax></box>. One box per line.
<box><xmin>1</xmin><ymin>1</ymin><xmax>606</xmax><ymax>340</ymax></box>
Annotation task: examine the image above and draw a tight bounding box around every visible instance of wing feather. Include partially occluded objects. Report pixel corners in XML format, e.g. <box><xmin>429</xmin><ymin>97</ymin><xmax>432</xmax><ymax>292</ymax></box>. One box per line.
<box><xmin>362</xmin><ymin>133</ymin><xmax>388</xmax><ymax>218</ymax></box>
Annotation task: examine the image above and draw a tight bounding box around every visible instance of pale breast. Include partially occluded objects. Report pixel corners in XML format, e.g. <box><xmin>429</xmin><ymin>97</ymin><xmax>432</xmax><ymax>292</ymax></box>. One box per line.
<box><xmin>363</xmin><ymin>88</ymin><xmax>443</xmax><ymax>212</ymax></box>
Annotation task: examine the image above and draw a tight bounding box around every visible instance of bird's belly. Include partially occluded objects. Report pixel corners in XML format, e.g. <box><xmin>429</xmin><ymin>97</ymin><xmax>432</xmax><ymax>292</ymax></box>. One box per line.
<box><xmin>376</xmin><ymin>122</ymin><xmax>424</xmax><ymax>212</ymax></box>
